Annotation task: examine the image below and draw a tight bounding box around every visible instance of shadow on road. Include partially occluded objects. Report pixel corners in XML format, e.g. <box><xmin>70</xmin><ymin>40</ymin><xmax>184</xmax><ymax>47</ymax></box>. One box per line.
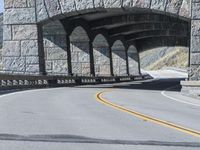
<box><xmin>76</xmin><ymin>78</ymin><xmax>186</xmax><ymax>92</ymax></box>
<box><xmin>0</xmin><ymin>134</ymin><xmax>199</xmax><ymax>147</ymax></box>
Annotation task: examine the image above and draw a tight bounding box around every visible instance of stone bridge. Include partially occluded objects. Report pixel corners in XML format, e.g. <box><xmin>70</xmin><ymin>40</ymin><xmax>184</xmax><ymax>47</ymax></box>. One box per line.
<box><xmin>2</xmin><ymin>0</ymin><xmax>200</xmax><ymax>94</ymax></box>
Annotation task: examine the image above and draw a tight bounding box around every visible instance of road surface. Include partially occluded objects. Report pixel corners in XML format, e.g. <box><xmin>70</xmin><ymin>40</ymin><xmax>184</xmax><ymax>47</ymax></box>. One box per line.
<box><xmin>0</xmin><ymin>71</ymin><xmax>199</xmax><ymax>149</ymax></box>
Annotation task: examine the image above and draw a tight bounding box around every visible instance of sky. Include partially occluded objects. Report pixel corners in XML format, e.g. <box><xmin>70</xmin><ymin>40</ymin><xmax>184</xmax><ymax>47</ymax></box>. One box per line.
<box><xmin>0</xmin><ymin>0</ymin><xmax>3</xmax><ymax>13</ymax></box>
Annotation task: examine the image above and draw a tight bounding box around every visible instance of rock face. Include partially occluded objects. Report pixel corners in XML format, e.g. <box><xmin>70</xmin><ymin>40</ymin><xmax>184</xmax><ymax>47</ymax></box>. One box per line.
<box><xmin>140</xmin><ymin>47</ymin><xmax>189</xmax><ymax>70</ymax></box>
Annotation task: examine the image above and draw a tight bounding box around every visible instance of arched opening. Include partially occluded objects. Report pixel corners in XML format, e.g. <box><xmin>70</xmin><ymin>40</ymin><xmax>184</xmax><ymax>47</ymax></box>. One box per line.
<box><xmin>93</xmin><ymin>34</ymin><xmax>110</xmax><ymax>76</ymax></box>
<box><xmin>128</xmin><ymin>45</ymin><xmax>140</xmax><ymax>75</ymax></box>
<box><xmin>43</xmin><ymin>21</ymin><xmax>68</xmax><ymax>75</ymax></box>
<box><xmin>111</xmin><ymin>40</ymin><xmax>127</xmax><ymax>76</ymax></box>
<box><xmin>70</xmin><ymin>26</ymin><xmax>90</xmax><ymax>76</ymax></box>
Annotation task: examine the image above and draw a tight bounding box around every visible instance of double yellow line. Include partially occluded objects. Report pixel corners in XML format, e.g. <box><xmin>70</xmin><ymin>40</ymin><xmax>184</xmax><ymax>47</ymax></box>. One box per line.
<box><xmin>96</xmin><ymin>90</ymin><xmax>200</xmax><ymax>138</ymax></box>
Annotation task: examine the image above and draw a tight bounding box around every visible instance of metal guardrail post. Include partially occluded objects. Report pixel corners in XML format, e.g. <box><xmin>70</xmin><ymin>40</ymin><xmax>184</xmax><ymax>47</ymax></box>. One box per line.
<box><xmin>48</xmin><ymin>79</ymin><xmax>58</xmax><ymax>87</ymax></box>
<box><xmin>95</xmin><ymin>78</ymin><xmax>102</xmax><ymax>84</ymax></box>
<box><xmin>75</xmin><ymin>77</ymin><xmax>82</xmax><ymax>85</ymax></box>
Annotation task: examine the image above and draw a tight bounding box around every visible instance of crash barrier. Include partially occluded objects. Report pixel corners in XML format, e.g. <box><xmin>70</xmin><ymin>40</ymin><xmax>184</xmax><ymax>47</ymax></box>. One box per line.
<box><xmin>0</xmin><ymin>74</ymin><xmax>152</xmax><ymax>89</ymax></box>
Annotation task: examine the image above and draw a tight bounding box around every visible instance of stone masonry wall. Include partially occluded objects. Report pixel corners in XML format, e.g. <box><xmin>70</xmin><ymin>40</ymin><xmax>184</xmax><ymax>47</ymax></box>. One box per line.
<box><xmin>112</xmin><ymin>41</ymin><xmax>127</xmax><ymax>76</ymax></box>
<box><xmin>128</xmin><ymin>46</ymin><xmax>140</xmax><ymax>75</ymax></box>
<box><xmin>93</xmin><ymin>35</ymin><xmax>110</xmax><ymax>76</ymax></box>
<box><xmin>189</xmin><ymin>0</ymin><xmax>200</xmax><ymax>80</ymax></box>
<box><xmin>35</xmin><ymin>0</ymin><xmax>191</xmax><ymax>23</ymax></box>
<box><xmin>3</xmin><ymin>0</ymin><xmax>41</xmax><ymax>74</ymax></box>
<box><xmin>43</xmin><ymin>21</ymin><xmax>68</xmax><ymax>75</ymax></box>
<box><xmin>3</xmin><ymin>0</ymin><xmax>191</xmax><ymax>75</ymax></box>
<box><xmin>70</xmin><ymin>27</ymin><xmax>90</xmax><ymax>76</ymax></box>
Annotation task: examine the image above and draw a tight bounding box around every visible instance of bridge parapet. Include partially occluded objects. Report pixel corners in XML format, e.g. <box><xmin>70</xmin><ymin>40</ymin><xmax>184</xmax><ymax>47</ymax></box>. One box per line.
<box><xmin>0</xmin><ymin>74</ymin><xmax>151</xmax><ymax>90</ymax></box>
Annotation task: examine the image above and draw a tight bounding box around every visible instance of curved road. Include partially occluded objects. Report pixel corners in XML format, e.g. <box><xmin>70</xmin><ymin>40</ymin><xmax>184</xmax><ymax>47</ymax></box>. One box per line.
<box><xmin>0</xmin><ymin>78</ymin><xmax>200</xmax><ymax>149</ymax></box>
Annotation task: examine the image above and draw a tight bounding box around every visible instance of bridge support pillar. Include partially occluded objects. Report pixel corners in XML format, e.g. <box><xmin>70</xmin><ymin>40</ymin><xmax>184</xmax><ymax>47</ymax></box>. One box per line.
<box><xmin>127</xmin><ymin>45</ymin><xmax>141</xmax><ymax>76</ymax></box>
<box><xmin>112</xmin><ymin>41</ymin><xmax>128</xmax><ymax>76</ymax></box>
<box><xmin>2</xmin><ymin>2</ymin><xmax>45</xmax><ymax>75</ymax></box>
<box><xmin>181</xmin><ymin>1</ymin><xmax>200</xmax><ymax>98</ymax></box>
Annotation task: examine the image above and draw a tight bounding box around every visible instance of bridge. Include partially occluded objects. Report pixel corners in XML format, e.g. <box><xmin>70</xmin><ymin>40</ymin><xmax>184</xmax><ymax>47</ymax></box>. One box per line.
<box><xmin>1</xmin><ymin>1</ymin><xmax>200</xmax><ymax>149</ymax></box>
<box><xmin>2</xmin><ymin>0</ymin><xmax>197</xmax><ymax>95</ymax></box>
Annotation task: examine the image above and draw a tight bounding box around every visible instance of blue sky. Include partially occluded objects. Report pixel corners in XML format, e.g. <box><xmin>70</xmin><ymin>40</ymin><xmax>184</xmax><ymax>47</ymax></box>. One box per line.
<box><xmin>0</xmin><ymin>0</ymin><xmax>3</xmax><ymax>13</ymax></box>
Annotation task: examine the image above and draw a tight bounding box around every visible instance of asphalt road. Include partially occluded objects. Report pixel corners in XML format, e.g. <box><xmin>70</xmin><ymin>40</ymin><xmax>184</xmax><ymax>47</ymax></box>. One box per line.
<box><xmin>0</xmin><ymin>77</ymin><xmax>200</xmax><ymax>149</ymax></box>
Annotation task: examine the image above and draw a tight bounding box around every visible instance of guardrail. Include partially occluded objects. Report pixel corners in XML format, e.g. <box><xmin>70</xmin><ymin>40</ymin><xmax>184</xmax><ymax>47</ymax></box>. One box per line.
<box><xmin>0</xmin><ymin>74</ymin><xmax>152</xmax><ymax>90</ymax></box>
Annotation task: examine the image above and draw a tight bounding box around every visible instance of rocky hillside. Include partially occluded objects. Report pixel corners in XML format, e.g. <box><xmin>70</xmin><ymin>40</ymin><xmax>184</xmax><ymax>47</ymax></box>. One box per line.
<box><xmin>140</xmin><ymin>47</ymin><xmax>189</xmax><ymax>70</ymax></box>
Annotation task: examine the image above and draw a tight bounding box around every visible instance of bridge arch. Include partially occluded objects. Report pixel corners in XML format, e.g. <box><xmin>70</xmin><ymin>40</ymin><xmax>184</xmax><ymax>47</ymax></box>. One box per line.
<box><xmin>42</xmin><ymin>20</ymin><xmax>68</xmax><ymax>75</ymax></box>
<box><xmin>2</xmin><ymin>0</ymin><xmax>191</xmax><ymax>77</ymax></box>
<box><xmin>34</xmin><ymin>0</ymin><xmax>190</xmax><ymax>24</ymax></box>
<box><xmin>127</xmin><ymin>45</ymin><xmax>140</xmax><ymax>75</ymax></box>
<box><xmin>111</xmin><ymin>40</ymin><xmax>128</xmax><ymax>76</ymax></box>
<box><xmin>69</xmin><ymin>26</ymin><xmax>92</xmax><ymax>76</ymax></box>
<box><xmin>93</xmin><ymin>34</ymin><xmax>111</xmax><ymax>76</ymax></box>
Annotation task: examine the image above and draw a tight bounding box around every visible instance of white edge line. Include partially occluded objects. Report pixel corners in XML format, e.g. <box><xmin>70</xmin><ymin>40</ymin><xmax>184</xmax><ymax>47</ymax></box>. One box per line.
<box><xmin>161</xmin><ymin>86</ymin><xmax>200</xmax><ymax>107</ymax></box>
<box><xmin>0</xmin><ymin>87</ymin><xmax>65</xmax><ymax>99</ymax></box>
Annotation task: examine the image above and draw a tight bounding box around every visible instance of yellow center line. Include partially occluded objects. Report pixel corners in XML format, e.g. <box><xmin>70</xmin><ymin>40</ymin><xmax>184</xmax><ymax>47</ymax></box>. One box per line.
<box><xmin>95</xmin><ymin>90</ymin><xmax>200</xmax><ymax>138</ymax></box>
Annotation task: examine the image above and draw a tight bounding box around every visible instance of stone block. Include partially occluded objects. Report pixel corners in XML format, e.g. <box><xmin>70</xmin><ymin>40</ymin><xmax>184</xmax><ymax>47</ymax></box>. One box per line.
<box><xmin>52</xmin><ymin>60</ymin><xmax>68</xmax><ymax>74</ymax></box>
<box><xmin>25</xmin><ymin>56</ymin><xmax>39</xmax><ymax>64</ymax></box>
<box><xmin>78</xmin><ymin>52</ymin><xmax>90</xmax><ymax>63</ymax></box>
<box><xmin>134</xmin><ymin>0</ymin><xmax>151</xmax><ymax>8</ymax></box>
<box><xmin>43</xmin><ymin>37</ymin><xmax>55</xmax><ymax>48</ymax></box>
<box><xmin>93</xmin><ymin>0</ymin><xmax>104</xmax><ymax>7</ymax></box>
<box><xmin>151</xmin><ymin>0</ymin><xmax>167</xmax><ymax>11</ymax></box>
<box><xmin>45</xmin><ymin>61</ymin><xmax>52</xmax><ymax>70</ymax></box>
<box><xmin>47</xmin><ymin>48</ymin><xmax>67</xmax><ymax>60</ymax></box>
<box><xmin>27</xmin><ymin>0</ymin><xmax>35</xmax><ymax>7</ymax></box>
<box><xmin>26</xmin><ymin>64</ymin><xmax>40</xmax><ymax>73</ymax></box>
<box><xmin>191</xmin><ymin>36</ymin><xmax>200</xmax><ymax>52</ymax></box>
<box><xmin>2</xmin><ymin>57</ymin><xmax>25</xmax><ymax>72</ymax></box>
<box><xmin>188</xmin><ymin>65</ymin><xmax>200</xmax><ymax>80</ymax></box>
<box><xmin>123</xmin><ymin>0</ymin><xmax>134</xmax><ymax>7</ymax></box>
<box><xmin>74</xmin><ymin>0</ymin><xmax>94</xmax><ymax>10</ymax></box>
<box><xmin>36</xmin><ymin>0</ymin><xmax>49</xmax><ymax>22</ymax></box>
<box><xmin>191</xmin><ymin>20</ymin><xmax>200</xmax><ymax>36</ymax></box>
<box><xmin>4</xmin><ymin>0</ymin><xmax>27</xmax><ymax>8</ymax></box>
<box><xmin>179</xmin><ymin>0</ymin><xmax>191</xmax><ymax>18</ymax></box>
<box><xmin>44</xmin><ymin>0</ymin><xmax>62</xmax><ymax>17</ymax></box>
<box><xmin>166</xmin><ymin>0</ymin><xmax>183</xmax><ymax>14</ymax></box>
<box><xmin>190</xmin><ymin>53</ymin><xmax>200</xmax><ymax>65</ymax></box>
<box><xmin>12</xmin><ymin>25</ymin><xmax>38</xmax><ymax>40</ymax></box>
<box><xmin>21</xmin><ymin>40</ymin><xmax>39</xmax><ymax>56</ymax></box>
<box><xmin>3</xmin><ymin>25</ymin><xmax>12</xmax><ymax>41</ymax></box>
<box><xmin>4</xmin><ymin>8</ymin><xmax>36</xmax><ymax>24</ymax></box>
<box><xmin>71</xmin><ymin>52</ymin><xmax>78</xmax><ymax>62</ymax></box>
<box><xmin>104</xmin><ymin>0</ymin><xmax>122</xmax><ymax>8</ymax></box>
<box><xmin>2</xmin><ymin>41</ymin><xmax>20</xmax><ymax>56</ymax></box>
<box><xmin>72</xmin><ymin>62</ymin><xmax>82</xmax><ymax>75</ymax></box>
<box><xmin>192</xmin><ymin>2</ymin><xmax>200</xmax><ymax>19</ymax></box>
<box><xmin>59</xmin><ymin>0</ymin><xmax>76</xmax><ymax>13</ymax></box>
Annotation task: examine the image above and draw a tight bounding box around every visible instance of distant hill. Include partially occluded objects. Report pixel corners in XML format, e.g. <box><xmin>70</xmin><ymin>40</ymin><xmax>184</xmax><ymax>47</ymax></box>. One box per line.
<box><xmin>140</xmin><ymin>47</ymin><xmax>189</xmax><ymax>70</ymax></box>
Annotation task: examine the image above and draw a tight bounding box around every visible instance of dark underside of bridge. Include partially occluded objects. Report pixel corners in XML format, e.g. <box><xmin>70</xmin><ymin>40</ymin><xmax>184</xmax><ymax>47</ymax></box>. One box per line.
<box><xmin>53</xmin><ymin>8</ymin><xmax>190</xmax><ymax>51</ymax></box>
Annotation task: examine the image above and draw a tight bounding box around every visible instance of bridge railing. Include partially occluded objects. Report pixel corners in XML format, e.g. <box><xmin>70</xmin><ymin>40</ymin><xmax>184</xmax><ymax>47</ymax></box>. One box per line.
<box><xmin>0</xmin><ymin>74</ymin><xmax>152</xmax><ymax>90</ymax></box>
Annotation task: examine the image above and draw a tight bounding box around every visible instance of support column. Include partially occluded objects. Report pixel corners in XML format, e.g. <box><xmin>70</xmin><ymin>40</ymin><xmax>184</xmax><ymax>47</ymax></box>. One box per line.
<box><xmin>3</xmin><ymin>1</ymin><xmax>42</xmax><ymax>74</ymax></box>
<box><xmin>66</xmin><ymin>35</ymin><xmax>72</xmax><ymax>76</ymax></box>
<box><xmin>109</xmin><ymin>45</ymin><xmax>114</xmax><ymax>76</ymax></box>
<box><xmin>127</xmin><ymin>46</ymin><xmax>140</xmax><ymax>75</ymax></box>
<box><xmin>125</xmin><ymin>48</ymin><xmax>130</xmax><ymax>76</ymax></box>
<box><xmin>37</xmin><ymin>25</ymin><xmax>46</xmax><ymax>75</ymax></box>
<box><xmin>137</xmin><ymin>53</ymin><xmax>141</xmax><ymax>75</ymax></box>
<box><xmin>181</xmin><ymin>1</ymin><xmax>200</xmax><ymax>97</ymax></box>
<box><xmin>89</xmin><ymin>40</ymin><xmax>95</xmax><ymax>76</ymax></box>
